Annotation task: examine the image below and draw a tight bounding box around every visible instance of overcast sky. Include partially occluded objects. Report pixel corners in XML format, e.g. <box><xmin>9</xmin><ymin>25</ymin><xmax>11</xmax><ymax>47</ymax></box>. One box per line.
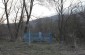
<box><xmin>0</xmin><ymin>0</ymin><xmax>85</xmax><ymax>23</ymax></box>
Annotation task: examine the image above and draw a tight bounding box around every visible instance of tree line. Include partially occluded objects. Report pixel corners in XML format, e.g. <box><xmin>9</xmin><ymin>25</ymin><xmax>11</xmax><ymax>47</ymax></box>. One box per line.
<box><xmin>0</xmin><ymin>0</ymin><xmax>85</xmax><ymax>47</ymax></box>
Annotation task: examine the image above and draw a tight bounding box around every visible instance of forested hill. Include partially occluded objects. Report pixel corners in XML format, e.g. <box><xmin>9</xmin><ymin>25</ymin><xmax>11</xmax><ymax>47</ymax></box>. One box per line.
<box><xmin>0</xmin><ymin>11</ymin><xmax>85</xmax><ymax>43</ymax></box>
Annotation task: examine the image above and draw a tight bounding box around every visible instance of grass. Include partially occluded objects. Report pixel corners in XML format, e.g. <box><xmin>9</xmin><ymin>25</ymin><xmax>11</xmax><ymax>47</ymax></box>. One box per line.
<box><xmin>0</xmin><ymin>40</ymin><xmax>61</xmax><ymax>55</ymax></box>
<box><xmin>0</xmin><ymin>40</ymin><xmax>85</xmax><ymax>55</ymax></box>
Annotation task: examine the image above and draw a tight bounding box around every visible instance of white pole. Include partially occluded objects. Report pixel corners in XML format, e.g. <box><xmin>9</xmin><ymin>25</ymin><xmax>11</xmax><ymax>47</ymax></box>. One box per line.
<box><xmin>39</xmin><ymin>32</ymin><xmax>42</xmax><ymax>42</ymax></box>
<box><xmin>29</xmin><ymin>30</ymin><xmax>31</xmax><ymax>45</ymax></box>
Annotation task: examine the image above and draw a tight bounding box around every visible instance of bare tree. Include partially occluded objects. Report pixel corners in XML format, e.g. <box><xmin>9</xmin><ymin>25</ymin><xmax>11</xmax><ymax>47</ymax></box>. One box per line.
<box><xmin>12</xmin><ymin>0</ymin><xmax>34</xmax><ymax>41</ymax></box>
<box><xmin>52</xmin><ymin>0</ymin><xmax>65</xmax><ymax>44</ymax></box>
<box><xmin>2</xmin><ymin>0</ymin><xmax>13</xmax><ymax>40</ymax></box>
<box><xmin>24</xmin><ymin>0</ymin><xmax>34</xmax><ymax>33</ymax></box>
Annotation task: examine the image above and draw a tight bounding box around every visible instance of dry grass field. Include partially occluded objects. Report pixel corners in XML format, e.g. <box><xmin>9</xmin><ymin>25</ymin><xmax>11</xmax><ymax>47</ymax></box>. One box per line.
<box><xmin>0</xmin><ymin>40</ymin><xmax>85</xmax><ymax>55</ymax></box>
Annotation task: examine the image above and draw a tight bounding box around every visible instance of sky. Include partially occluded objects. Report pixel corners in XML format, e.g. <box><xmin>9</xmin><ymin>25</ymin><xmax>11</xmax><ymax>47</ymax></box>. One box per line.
<box><xmin>30</xmin><ymin>0</ymin><xmax>85</xmax><ymax>21</ymax></box>
<box><xmin>0</xmin><ymin>0</ymin><xmax>85</xmax><ymax>24</ymax></box>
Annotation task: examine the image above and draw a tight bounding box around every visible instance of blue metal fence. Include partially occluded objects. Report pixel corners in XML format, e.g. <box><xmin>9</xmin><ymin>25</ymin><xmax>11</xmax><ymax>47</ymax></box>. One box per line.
<box><xmin>23</xmin><ymin>32</ymin><xmax>52</xmax><ymax>44</ymax></box>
